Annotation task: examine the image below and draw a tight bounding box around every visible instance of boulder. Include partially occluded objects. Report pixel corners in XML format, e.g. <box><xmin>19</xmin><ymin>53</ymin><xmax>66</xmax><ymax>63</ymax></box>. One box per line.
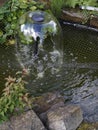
<box><xmin>0</xmin><ymin>122</ymin><xmax>13</xmax><ymax>130</ymax></box>
<box><xmin>0</xmin><ymin>110</ymin><xmax>47</xmax><ymax>130</ymax></box>
<box><xmin>32</xmin><ymin>92</ymin><xmax>65</xmax><ymax>114</ymax></box>
<box><xmin>39</xmin><ymin>101</ymin><xmax>65</xmax><ymax>125</ymax></box>
<box><xmin>47</xmin><ymin>105</ymin><xmax>83</xmax><ymax>130</ymax></box>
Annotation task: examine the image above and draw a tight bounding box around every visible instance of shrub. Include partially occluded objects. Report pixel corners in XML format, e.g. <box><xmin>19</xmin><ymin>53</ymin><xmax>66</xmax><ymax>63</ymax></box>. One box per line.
<box><xmin>0</xmin><ymin>0</ymin><xmax>45</xmax><ymax>44</ymax></box>
<box><xmin>0</xmin><ymin>72</ymin><xmax>31</xmax><ymax>123</ymax></box>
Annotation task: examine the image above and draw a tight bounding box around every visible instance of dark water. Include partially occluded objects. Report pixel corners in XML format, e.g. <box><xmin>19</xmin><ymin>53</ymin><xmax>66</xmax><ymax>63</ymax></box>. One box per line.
<box><xmin>0</xmin><ymin>24</ymin><xmax>98</xmax><ymax>122</ymax></box>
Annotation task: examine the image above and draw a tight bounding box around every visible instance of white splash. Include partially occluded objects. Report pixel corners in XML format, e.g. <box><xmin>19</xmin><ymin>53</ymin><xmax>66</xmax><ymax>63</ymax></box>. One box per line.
<box><xmin>21</xmin><ymin>24</ymin><xmax>40</xmax><ymax>41</ymax></box>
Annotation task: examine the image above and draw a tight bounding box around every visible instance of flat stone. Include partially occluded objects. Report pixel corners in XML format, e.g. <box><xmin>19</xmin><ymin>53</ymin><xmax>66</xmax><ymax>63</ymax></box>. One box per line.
<box><xmin>61</xmin><ymin>9</ymin><xmax>85</xmax><ymax>23</ymax></box>
<box><xmin>61</xmin><ymin>8</ymin><xmax>98</xmax><ymax>30</ymax></box>
<box><xmin>47</xmin><ymin>105</ymin><xmax>83</xmax><ymax>130</ymax></box>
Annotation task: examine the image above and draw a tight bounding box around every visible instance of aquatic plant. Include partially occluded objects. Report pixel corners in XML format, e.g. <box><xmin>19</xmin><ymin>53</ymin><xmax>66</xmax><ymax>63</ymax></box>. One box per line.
<box><xmin>0</xmin><ymin>0</ymin><xmax>45</xmax><ymax>44</ymax></box>
<box><xmin>0</xmin><ymin>72</ymin><xmax>31</xmax><ymax>123</ymax></box>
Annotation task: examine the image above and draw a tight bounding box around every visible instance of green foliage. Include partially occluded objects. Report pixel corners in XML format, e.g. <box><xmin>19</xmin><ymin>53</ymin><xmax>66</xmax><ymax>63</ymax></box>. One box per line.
<box><xmin>0</xmin><ymin>73</ymin><xmax>31</xmax><ymax>123</ymax></box>
<box><xmin>0</xmin><ymin>0</ymin><xmax>45</xmax><ymax>44</ymax></box>
<box><xmin>65</xmin><ymin>0</ymin><xmax>79</xmax><ymax>8</ymax></box>
<box><xmin>65</xmin><ymin>0</ymin><xmax>97</xmax><ymax>8</ymax></box>
<box><xmin>50</xmin><ymin>0</ymin><xmax>98</xmax><ymax>16</ymax></box>
<box><xmin>50</xmin><ymin>0</ymin><xmax>64</xmax><ymax>17</ymax></box>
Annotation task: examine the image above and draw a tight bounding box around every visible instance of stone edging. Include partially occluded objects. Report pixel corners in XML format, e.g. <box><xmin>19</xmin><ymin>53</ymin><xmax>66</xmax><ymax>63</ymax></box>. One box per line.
<box><xmin>61</xmin><ymin>8</ymin><xmax>98</xmax><ymax>29</ymax></box>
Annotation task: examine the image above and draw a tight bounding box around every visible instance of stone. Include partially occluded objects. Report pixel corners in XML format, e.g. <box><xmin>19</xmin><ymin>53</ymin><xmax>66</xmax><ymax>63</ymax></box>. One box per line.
<box><xmin>32</xmin><ymin>92</ymin><xmax>65</xmax><ymax>114</ymax></box>
<box><xmin>61</xmin><ymin>9</ymin><xmax>85</xmax><ymax>23</ymax></box>
<box><xmin>0</xmin><ymin>122</ymin><xmax>13</xmax><ymax>130</ymax></box>
<box><xmin>39</xmin><ymin>101</ymin><xmax>65</xmax><ymax>125</ymax></box>
<box><xmin>90</xmin><ymin>15</ymin><xmax>98</xmax><ymax>28</ymax></box>
<box><xmin>0</xmin><ymin>110</ymin><xmax>47</xmax><ymax>130</ymax></box>
<box><xmin>61</xmin><ymin>8</ymin><xmax>98</xmax><ymax>30</ymax></box>
<box><xmin>47</xmin><ymin>105</ymin><xmax>83</xmax><ymax>130</ymax></box>
<box><xmin>77</xmin><ymin>122</ymin><xmax>98</xmax><ymax>130</ymax></box>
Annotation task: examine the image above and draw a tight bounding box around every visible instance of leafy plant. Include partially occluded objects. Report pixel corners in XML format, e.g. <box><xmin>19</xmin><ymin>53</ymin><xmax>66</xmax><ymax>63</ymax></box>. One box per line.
<box><xmin>65</xmin><ymin>0</ymin><xmax>79</xmax><ymax>8</ymax></box>
<box><xmin>0</xmin><ymin>0</ymin><xmax>45</xmax><ymax>44</ymax></box>
<box><xmin>65</xmin><ymin>0</ymin><xmax>97</xmax><ymax>8</ymax></box>
<box><xmin>0</xmin><ymin>72</ymin><xmax>31</xmax><ymax>123</ymax></box>
<box><xmin>50</xmin><ymin>0</ymin><xmax>98</xmax><ymax>16</ymax></box>
<box><xmin>50</xmin><ymin>0</ymin><xmax>64</xmax><ymax>17</ymax></box>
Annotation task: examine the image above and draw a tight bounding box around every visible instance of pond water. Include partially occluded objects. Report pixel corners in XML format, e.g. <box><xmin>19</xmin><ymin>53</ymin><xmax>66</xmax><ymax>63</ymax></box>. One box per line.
<box><xmin>0</xmin><ymin>23</ymin><xmax>98</xmax><ymax>122</ymax></box>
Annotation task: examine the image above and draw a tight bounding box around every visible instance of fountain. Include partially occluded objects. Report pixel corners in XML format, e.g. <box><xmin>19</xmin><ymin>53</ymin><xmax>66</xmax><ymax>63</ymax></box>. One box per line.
<box><xmin>0</xmin><ymin>13</ymin><xmax>98</xmax><ymax>122</ymax></box>
<box><xmin>16</xmin><ymin>10</ymin><xmax>63</xmax><ymax>77</ymax></box>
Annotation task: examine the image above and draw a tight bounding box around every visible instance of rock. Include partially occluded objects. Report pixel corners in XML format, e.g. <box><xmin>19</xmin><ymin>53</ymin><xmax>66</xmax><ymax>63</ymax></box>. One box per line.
<box><xmin>32</xmin><ymin>92</ymin><xmax>65</xmax><ymax>114</ymax></box>
<box><xmin>61</xmin><ymin>8</ymin><xmax>98</xmax><ymax>30</ymax></box>
<box><xmin>90</xmin><ymin>15</ymin><xmax>98</xmax><ymax>28</ymax></box>
<box><xmin>47</xmin><ymin>105</ymin><xmax>83</xmax><ymax>130</ymax></box>
<box><xmin>11</xmin><ymin>110</ymin><xmax>47</xmax><ymax>130</ymax></box>
<box><xmin>61</xmin><ymin>9</ymin><xmax>85</xmax><ymax>23</ymax></box>
<box><xmin>77</xmin><ymin>122</ymin><xmax>98</xmax><ymax>130</ymax></box>
<box><xmin>0</xmin><ymin>110</ymin><xmax>47</xmax><ymax>130</ymax></box>
<box><xmin>0</xmin><ymin>122</ymin><xmax>13</xmax><ymax>130</ymax></box>
<box><xmin>39</xmin><ymin>101</ymin><xmax>65</xmax><ymax>125</ymax></box>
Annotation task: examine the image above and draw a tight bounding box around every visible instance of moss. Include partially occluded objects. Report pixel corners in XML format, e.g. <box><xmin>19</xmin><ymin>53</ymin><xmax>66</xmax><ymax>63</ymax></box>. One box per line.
<box><xmin>77</xmin><ymin>122</ymin><xmax>98</xmax><ymax>130</ymax></box>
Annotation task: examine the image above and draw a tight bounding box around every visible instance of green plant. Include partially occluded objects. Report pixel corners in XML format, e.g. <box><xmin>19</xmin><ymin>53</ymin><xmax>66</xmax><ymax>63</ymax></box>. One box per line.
<box><xmin>50</xmin><ymin>0</ymin><xmax>64</xmax><ymax>17</ymax></box>
<box><xmin>65</xmin><ymin>0</ymin><xmax>80</xmax><ymax>8</ymax></box>
<box><xmin>65</xmin><ymin>0</ymin><xmax>97</xmax><ymax>8</ymax></box>
<box><xmin>0</xmin><ymin>72</ymin><xmax>31</xmax><ymax>123</ymax></box>
<box><xmin>50</xmin><ymin>0</ymin><xmax>98</xmax><ymax>17</ymax></box>
<box><xmin>0</xmin><ymin>0</ymin><xmax>45</xmax><ymax>44</ymax></box>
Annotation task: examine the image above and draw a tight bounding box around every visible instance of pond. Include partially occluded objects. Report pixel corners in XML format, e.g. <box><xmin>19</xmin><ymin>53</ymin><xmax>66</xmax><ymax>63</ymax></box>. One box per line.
<box><xmin>0</xmin><ymin>22</ymin><xmax>98</xmax><ymax>122</ymax></box>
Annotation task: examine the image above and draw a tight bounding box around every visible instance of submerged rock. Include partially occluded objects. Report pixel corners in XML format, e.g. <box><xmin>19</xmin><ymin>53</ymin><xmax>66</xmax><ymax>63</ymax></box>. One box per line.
<box><xmin>32</xmin><ymin>92</ymin><xmax>65</xmax><ymax>114</ymax></box>
<box><xmin>47</xmin><ymin>105</ymin><xmax>83</xmax><ymax>130</ymax></box>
